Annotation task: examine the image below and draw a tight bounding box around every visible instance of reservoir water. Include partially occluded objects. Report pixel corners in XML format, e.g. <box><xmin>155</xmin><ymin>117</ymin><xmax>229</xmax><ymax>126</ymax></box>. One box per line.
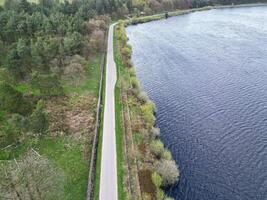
<box><xmin>126</xmin><ymin>6</ymin><xmax>267</xmax><ymax>200</ymax></box>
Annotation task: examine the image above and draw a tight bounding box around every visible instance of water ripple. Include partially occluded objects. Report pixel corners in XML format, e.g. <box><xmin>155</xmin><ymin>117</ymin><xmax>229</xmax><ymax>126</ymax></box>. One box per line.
<box><xmin>127</xmin><ymin>6</ymin><xmax>267</xmax><ymax>200</ymax></box>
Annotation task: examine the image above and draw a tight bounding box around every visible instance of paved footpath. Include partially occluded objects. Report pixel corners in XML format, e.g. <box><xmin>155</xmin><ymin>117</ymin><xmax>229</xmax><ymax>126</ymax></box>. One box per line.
<box><xmin>100</xmin><ymin>23</ymin><xmax>118</xmax><ymax>200</ymax></box>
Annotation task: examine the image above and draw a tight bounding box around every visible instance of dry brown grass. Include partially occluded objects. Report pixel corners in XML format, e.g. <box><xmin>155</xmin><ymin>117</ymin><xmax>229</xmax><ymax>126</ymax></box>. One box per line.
<box><xmin>138</xmin><ymin>169</ymin><xmax>156</xmax><ymax>200</ymax></box>
<box><xmin>45</xmin><ymin>93</ymin><xmax>96</xmax><ymax>138</ymax></box>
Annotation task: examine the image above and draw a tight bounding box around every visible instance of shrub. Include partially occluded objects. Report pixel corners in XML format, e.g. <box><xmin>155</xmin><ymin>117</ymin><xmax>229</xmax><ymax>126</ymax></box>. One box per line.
<box><xmin>8</xmin><ymin>113</ymin><xmax>29</xmax><ymax>133</ymax></box>
<box><xmin>150</xmin><ymin>140</ymin><xmax>164</xmax><ymax>158</ymax></box>
<box><xmin>30</xmin><ymin>72</ymin><xmax>63</xmax><ymax>97</ymax></box>
<box><xmin>117</xmin><ymin>22</ymin><xmax>128</xmax><ymax>44</ymax></box>
<box><xmin>142</xmin><ymin>193</ymin><xmax>151</xmax><ymax>200</ymax></box>
<box><xmin>0</xmin><ymin>122</ymin><xmax>20</xmax><ymax>148</ymax></box>
<box><xmin>137</xmin><ymin>91</ymin><xmax>149</xmax><ymax>103</ymax></box>
<box><xmin>0</xmin><ymin>150</ymin><xmax>65</xmax><ymax>199</ymax></box>
<box><xmin>131</xmin><ymin>77</ymin><xmax>140</xmax><ymax>89</ymax></box>
<box><xmin>140</xmin><ymin>101</ymin><xmax>156</xmax><ymax>126</ymax></box>
<box><xmin>156</xmin><ymin>160</ymin><xmax>179</xmax><ymax>187</ymax></box>
<box><xmin>162</xmin><ymin>149</ymin><xmax>172</xmax><ymax>160</ymax></box>
<box><xmin>139</xmin><ymin>128</ymin><xmax>151</xmax><ymax>143</ymax></box>
<box><xmin>89</xmin><ymin>29</ymin><xmax>105</xmax><ymax>53</ymax></box>
<box><xmin>156</xmin><ymin>189</ymin><xmax>165</xmax><ymax>199</ymax></box>
<box><xmin>63</xmin><ymin>32</ymin><xmax>82</xmax><ymax>55</ymax></box>
<box><xmin>29</xmin><ymin>100</ymin><xmax>49</xmax><ymax>134</ymax></box>
<box><xmin>126</xmin><ymin>59</ymin><xmax>133</xmax><ymax>68</ymax></box>
<box><xmin>151</xmin><ymin>172</ymin><xmax>162</xmax><ymax>188</ymax></box>
<box><xmin>0</xmin><ymin>114</ymin><xmax>29</xmax><ymax>147</ymax></box>
<box><xmin>151</xmin><ymin>127</ymin><xmax>160</xmax><ymax>138</ymax></box>
<box><xmin>62</xmin><ymin>55</ymin><xmax>86</xmax><ymax>87</ymax></box>
<box><xmin>0</xmin><ymin>81</ymin><xmax>32</xmax><ymax>115</ymax></box>
<box><xmin>0</xmin><ymin>68</ymin><xmax>15</xmax><ymax>85</ymax></box>
<box><xmin>129</xmin><ymin>67</ymin><xmax>136</xmax><ymax>77</ymax></box>
<box><xmin>121</xmin><ymin>44</ymin><xmax>132</xmax><ymax>58</ymax></box>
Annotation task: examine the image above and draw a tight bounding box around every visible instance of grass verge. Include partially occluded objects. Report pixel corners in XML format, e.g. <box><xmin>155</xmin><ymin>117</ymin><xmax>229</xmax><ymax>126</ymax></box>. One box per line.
<box><xmin>93</xmin><ymin>57</ymin><xmax>106</xmax><ymax>200</ymax></box>
<box><xmin>114</xmin><ymin>26</ymin><xmax>127</xmax><ymax>200</ymax></box>
<box><xmin>126</xmin><ymin>3</ymin><xmax>267</xmax><ymax>25</ymax></box>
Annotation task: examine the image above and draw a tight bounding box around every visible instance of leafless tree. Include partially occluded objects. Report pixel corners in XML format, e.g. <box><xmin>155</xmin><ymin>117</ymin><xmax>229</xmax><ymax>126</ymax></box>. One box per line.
<box><xmin>0</xmin><ymin>150</ymin><xmax>64</xmax><ymax>200</ymax></box>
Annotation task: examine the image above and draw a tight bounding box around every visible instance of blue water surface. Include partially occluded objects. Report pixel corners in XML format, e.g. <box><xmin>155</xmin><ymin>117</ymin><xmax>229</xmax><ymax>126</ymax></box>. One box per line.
<box><xmin>126</xmin><ymin>6</ymin><xmax>267</xmax><ymax>200</ymax></box>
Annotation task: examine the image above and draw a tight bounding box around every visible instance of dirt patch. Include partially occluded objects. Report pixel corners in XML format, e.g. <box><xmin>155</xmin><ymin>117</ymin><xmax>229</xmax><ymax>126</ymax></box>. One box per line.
<box><xmin>45</xmin><ymin>94</ymin><xmax>96</xmax><ymax>139</ymax></box>
<box><xmin>67</xmin><ymin>94</ymin><xmax>96</xmax><ymax>136</ymax></box>
<box><xmin>138</xmin><ymin>143</ymin><xmax>146</xmax><ymax>156</ymax></box>
<box><xmin>45</xmin><ymin>96</ymin><xmax>69</xmax><ymax>135</ymax></box>
<box><xmin>138</xmin><ymin>169</ymin><xmax>156</xmax><ymax>200</ymax></box>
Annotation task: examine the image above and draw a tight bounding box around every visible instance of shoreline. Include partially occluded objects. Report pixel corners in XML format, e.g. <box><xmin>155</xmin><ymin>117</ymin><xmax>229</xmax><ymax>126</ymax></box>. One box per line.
<box><xmin>125</xmin><ymin>3</ymin><xmax>267</xmax><ymax>25</ymax></box>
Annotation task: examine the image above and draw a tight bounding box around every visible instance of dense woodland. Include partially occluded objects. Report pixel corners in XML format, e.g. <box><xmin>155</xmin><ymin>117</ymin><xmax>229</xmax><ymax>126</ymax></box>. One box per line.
<box><xmin>0</xmin><ymin>0</ymin><xmax>111</xmax><ymax>150</ymax></box>
<box><xmin>0</xmin><ymin>0</ymin><xmax>266</xmax><ymax>199</ymax></box>
<box><xmin>0</xmin><ymin>0</ymin><xmax>111</xmax><ymax>199</ymax></box>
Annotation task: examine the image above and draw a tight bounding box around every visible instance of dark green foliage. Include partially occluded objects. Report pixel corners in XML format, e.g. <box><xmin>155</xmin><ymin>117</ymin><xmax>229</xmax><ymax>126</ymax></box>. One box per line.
<box><xmin>5</xmin><ymin>48</ymin><xmax>24</xmax><ymax>79</ymax></box>
<box><xmin>0</xmin><ymin>113</ymin><xmax>28</xmax><ymax>148</ymax></box>
<box><xmin>0</xmin><ymin>81</ymin><xmax>32</xmax><ymax>115</ymax></box>
<box><xmin>8</xmin><ymin>113</ymin><xmax>29</xmax><ymax>132</ymax></box>
<box><xmin>63</xmin><ymin>32</ymin><xmax>83</xmax><ymax>55</ymax></box>
<box><xmin>30</xmin><ymin>71</ymin><xmax>63</xmax><ymax>97</ymax></box>
<box><xmin>0</xmin><ymin>121</ymin><xmax>20</xmax><ymax>148</ymax></box>
<box><xmin>0</xmin><ymin>68</ymin><xmax>15</xmax><ymax>85</ymax></box>
<box><xmin>0</xmin><ymin>1</ymin><xmax>111</xmax><ymax>152</ymax></box>
<box><xmin>29</xmin><ymin>100</ymin><xmax>48</xmax><ymax>134</ymax></box>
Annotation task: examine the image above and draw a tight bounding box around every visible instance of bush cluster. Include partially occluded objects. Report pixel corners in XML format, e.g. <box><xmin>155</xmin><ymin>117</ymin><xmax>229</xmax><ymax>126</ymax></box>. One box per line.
<box><xmin>116</xmin><ymin>20</ymin><xmax>180</xmax><ymax>199</ymax></box>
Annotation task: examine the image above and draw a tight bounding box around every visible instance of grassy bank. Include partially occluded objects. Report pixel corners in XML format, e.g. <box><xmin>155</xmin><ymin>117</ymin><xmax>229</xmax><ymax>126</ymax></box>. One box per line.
<box><xmin>93</xmin><ymin>55</ymin><xmax>106</xmax><ymax>200</ymax></box>
<box><xmin>115</xmin><ymin>81</ymin><xmax>126</xmax><ymax>200</ymax></box>
<box><xmin>114</xmin><ymin>21</ymin><xmax>179</xmax><ymax>199</ymax></box>
<box><xmin>126</xmin><ymin>3</ymin><xmax>267</xmax><ymax>25</ymax></box>
<box><xmin>114</xmin><ymin>26</ymin><xmax>128</xmax><ymax>200</ymax></box>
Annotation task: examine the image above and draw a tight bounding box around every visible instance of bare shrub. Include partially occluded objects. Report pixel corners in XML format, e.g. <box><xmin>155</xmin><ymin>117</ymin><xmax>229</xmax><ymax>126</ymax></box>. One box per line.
<box><xmin>149</xmin><ymin>0</ymin><xmax>163</xmax><ymax>13</ymax></box>
<box><xmin>86</xmin><ymin>16</ymin><xmax>111</xmax><ymax>34</ymax></box>
<box><xmin>0</xmin><ymin>150</ymin><xmax>65</xmax><ymax>199</ymax></box>
<box><xmin>62</xmin><ymin>55</ymin><xmax>87</xmax><ymax>87</ymax></box>
<box><xmin>151</xmin><ymin>127</ymin><xmax>160</xmax><ymax>139</ymax></box>
<box><xmin>131</xmin><ymin>77</ymin><xmax>140</xmax><ymax>89</ymax></box>
<box><xmin>86</xmin><ymin>19</ymin><xmax>104</xmax><ymax>34</ymax></box>
<box><xmin>156</xmin><ymin>160</ymin><xmax>179</xmax><ymax>187</ymax></box>
<box><xmin>140</xmin><ymin>128</ymin><xmax>151</xmax><ymax>143</ymax></box>
<box><xmin>162</xmin><ymin>0</ymin><xmax>174</xmax><ymax>10</ymax></box>
<box><xmin>89</xmin><ymin>29</ymin><xmax>105</xmax><ymax>53</ymax></box>
<box><xmin>129</xmin><ymin>67</ymin><xmax>136</xmax><ymax>77</ymax></box>
<box><xmin>137</xmin><ymin>91</ymin><xmax>150</xmax><ymax>103</ymax></box>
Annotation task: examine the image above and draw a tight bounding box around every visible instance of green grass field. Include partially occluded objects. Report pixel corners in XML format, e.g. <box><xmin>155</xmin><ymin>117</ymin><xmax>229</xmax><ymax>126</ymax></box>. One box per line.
<box><xmin>0</xmin><ymin>136</ymin><xmax>89</xmax><ymax>199</ymax></box>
